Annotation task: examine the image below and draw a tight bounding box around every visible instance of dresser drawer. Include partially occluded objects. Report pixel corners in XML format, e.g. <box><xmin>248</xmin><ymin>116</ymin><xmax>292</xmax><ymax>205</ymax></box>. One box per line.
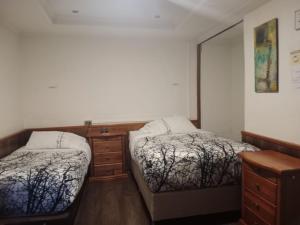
<box><xmin>244</xmin><ymin>164</ymin><xmax>278</xmax><ymax>184</ymax></box>
<box><xmin>93</xmin><ymin>139</ymin><xmax>122</xmax><ymax>153</ymax></box>
<box><xmin>244</xmin><ymin>168</ymin><xmax>277</xmax><ymax>204</ymax></box>
<box><xmin>243</xmin><ymin>206</ymin><xmax>269</xmax><ymax>225</ymax></box>
<box><xmin>244</xmin><ymin>190</ymin><xmax>276</xmax><ymax>225</ymax></box>
<box><xmin>94</xmin><ymin>164</ymin><xmax>122</xmax><ymax>177</ymax></box>
<box><xmin>94</xmin><ymin>152</ymin><xmax>122</xmax><ymax>165</ymax></box>
<box><xmin>239</xmin><ymin>150</ymin><xmax>300</xmax><ymax>225</ymax></box>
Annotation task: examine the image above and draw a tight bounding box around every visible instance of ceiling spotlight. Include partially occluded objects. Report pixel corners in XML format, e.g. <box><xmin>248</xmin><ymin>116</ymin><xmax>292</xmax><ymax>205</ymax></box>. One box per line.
<box><xmin>72</xmin><ymin>10</ymin><xmax>79</xmax><ymax>14</ymax></box>
<box><xmin>154</xmin><ymin>15</ymin><xmax>161</xmax><ymax>19</ymax></box>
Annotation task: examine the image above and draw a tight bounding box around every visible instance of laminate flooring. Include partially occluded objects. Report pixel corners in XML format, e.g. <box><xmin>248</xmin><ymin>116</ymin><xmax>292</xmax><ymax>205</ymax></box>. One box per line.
<box><xmin>74</xmin><ymin>176</ymin><xmax>239</xmax><ymax>225</ymax></box>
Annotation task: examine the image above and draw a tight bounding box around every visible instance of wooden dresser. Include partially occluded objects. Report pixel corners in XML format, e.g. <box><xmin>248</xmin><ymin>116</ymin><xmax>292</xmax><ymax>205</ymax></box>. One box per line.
<box><xmin>239</xmin><ymin>150</ymin><xmax>300</xmax><ymax>225</ymax></box>
<box><xmin>87</xmin><ymin>130</ymin><xmax>128</xmax><ymax>181</ymax></box>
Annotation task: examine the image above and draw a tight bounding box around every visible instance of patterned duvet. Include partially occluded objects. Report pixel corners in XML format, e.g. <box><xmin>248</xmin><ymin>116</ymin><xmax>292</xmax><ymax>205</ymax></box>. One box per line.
<box><xmin>132</xmin><ymin>131</ymin><xmax>258</xmax><ymax>193</ymax></box>
<box><xmin>0</xmin><ymin>147</ymin><xmax>90</xmax><ymax>217</ymax></box>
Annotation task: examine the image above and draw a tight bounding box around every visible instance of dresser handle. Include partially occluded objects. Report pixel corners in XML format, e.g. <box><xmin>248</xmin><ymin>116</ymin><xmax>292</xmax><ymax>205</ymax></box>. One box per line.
<box><xmin>255</xmin><ymin>183</ymin><xmax>260</xmax><ymax>191</ymax></box>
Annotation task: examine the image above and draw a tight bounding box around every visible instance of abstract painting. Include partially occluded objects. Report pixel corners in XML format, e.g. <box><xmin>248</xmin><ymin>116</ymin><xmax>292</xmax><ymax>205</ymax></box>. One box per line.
<box><xmin>255</xmin><ymin>18</ymin><xmax>278</xmax><ymax>93</ymax></box>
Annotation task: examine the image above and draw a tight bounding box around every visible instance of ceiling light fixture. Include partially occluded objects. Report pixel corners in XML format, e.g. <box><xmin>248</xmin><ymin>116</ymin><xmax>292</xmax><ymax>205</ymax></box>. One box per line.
<box><xmin>72</xmin><ymin>10</ymin><xmax>79</xmax><ymax>14</ymax></box>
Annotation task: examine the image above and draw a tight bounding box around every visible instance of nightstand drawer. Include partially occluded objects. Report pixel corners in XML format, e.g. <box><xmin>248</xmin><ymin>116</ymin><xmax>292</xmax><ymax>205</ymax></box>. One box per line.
<box><xmin>243</xmin><ymin>206</ymin><xmax>268</xmax><ymax>225</ymax></box>
<box><xmin>94</xmin><ymin>164</ymin><xmax>122</xmax><ymax>177</ymax></box>
<box><xmin>94</xmin><ymin>152</ymin><xmax>122</xmax><ymax>165</ymax></box>
<box><xmin>244</xmin><ymin>168</ymin><xmax>277</xmax><ymax>204</ymax></box>
<box><xmin>244</xmin><ymin>164</ymin><xmax>278</xmax><ymax>184</ymax></box>
<box><xmin>244</xmin><ymin>190</ymin><xmax>276</xmax><ymax>225</ymax></box>
<box><xmin>93</xmin><ymin>139</ymin><xmax>122</xmax><ymax>153</ymax></box>
<box><xmin>240</xmin><ymin>150</ymin><xmax>300</xmax><ymax>225</ymax></box>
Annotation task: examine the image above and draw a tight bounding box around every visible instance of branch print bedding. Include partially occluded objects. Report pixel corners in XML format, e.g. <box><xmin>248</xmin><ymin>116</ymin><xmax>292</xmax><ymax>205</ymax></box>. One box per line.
<box><xmin>0</xmin><ymin>148</ymin><xmax>90</xmax><ymax>217</ymax></box>
<box><xmin>132</xmin><ymin>131</ymin><xmax>258</xmax><ymax>193</ymax></box>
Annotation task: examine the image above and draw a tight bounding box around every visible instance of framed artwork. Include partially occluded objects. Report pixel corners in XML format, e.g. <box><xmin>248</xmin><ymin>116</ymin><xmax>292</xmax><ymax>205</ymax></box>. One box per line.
<box><xmin>254</xmin><ymin>18</ymin><xmax>278</xmax><ymax>93</ymax></box>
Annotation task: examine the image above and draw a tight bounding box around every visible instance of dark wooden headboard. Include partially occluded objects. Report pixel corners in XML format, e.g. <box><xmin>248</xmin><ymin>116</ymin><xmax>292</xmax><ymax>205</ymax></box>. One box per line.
<box><xmin>242</xmin><ymin>131</ymin><xmax>300</xmax><ymax>158</ymax></box>
<box><xmin>0</xmin><ymin>131</ymin><xmax>27</xmax><ymax>159</ymax></box>
<box><xmin>0</xmin><ymin>119</ymin><xmax>199</xmax><ymax>159</ymax></box>
<box><xmin>87</xmin><ymin>120</ymin><xmax>198</xmax><ymax>134</ymax></box>
<box><xmin>0</xmin><ymin>126</ymin><xmax>89</xmax><ymax>159</ymax></box>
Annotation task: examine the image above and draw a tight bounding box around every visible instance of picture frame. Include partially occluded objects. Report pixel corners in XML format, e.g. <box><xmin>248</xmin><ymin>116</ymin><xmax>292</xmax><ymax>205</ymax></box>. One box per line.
<box><xmin>254</xmin><ymin>18</ymin><xmax>279</xmax><ymax>93</ymax></box>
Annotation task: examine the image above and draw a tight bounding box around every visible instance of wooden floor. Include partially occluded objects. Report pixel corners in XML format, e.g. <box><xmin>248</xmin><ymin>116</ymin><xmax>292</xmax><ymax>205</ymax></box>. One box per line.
<box><xmin>74</xmin><ymin>176</ymin><xmax>239</xmax><ymax>225</ymax></box>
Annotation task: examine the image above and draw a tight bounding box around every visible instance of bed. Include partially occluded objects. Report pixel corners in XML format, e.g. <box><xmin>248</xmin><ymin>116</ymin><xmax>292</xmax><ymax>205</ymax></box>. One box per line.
<box><xmin>129</xmin><ymin>116</ymin><xmax>258</xmax><ymax>222</ymax></box>
<box><xmin>0</xmin><ymin>130</ymin><xmax>91</xmax><ymax>225</ymax></box>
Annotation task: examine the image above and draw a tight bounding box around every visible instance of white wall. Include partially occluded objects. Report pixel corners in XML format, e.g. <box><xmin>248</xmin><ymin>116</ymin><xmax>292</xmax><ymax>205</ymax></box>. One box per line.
<box><xmin>188</xmin><ymin>40</ymin><xmax>198</xmax><ymax>120</ymax></box>
<box><xmin>201</xmin><ymin>35</ymin><xmax>244</xmax><ymax>141</ymax></box>
<box><xmin>20</xmin><ymin>35</ymin><xmax>191</xmax><ymax>128</ymax></box>
<box><xmin>0</xmin><ymin>26</ymin><xmax>22</xmax><ymax>138</ymax></box>
<box><xmin>201</xmin><ymin>44</ymin><xmax>233</xmax><ymax>138</ymax></box>
<box><xmin>231</xmin><ymin>38</ymin><xmax>245</xmax><ymax>141</ymax></box>
<box><xmin>244</xmin><ymin>0</ymin><xmax>300</xmax><ymax>144</ymax></box>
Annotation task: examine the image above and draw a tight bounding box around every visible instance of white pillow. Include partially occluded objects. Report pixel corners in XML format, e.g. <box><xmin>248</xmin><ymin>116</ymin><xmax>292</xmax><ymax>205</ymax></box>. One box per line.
<box><xmin>139</xmin><ymin>119</ymin><xmax>169</xmax><ymax>136</ymax></box>
<box><xmin>162</xmin><ymin>116</ymin><xmax>197</xmax><ymax>134</ymax></box>
<box><xmin>26</xmin><ymin>131</ymin><xmax>63</xmax><ymax>149</ymax></box>
<box><xmin>60</xmin><ymin>132</ymin><xmax>87</xmax><ymax>150</ymax></box>
<box><xmin>26</xmin><ymin>131</ymin><xmax>87</xmax><ymax>150</ymax></box>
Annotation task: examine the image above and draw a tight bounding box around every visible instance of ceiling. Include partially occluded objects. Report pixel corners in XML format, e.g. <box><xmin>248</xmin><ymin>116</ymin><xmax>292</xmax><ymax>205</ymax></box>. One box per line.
<box><xmin>0</xmin><ymin>0</ymin><xmax>269</xmax><ymax>40</ymax></box>
<box><xmin>204</xmin><ymin>22</ymin><xmax>244</xmax><ymax>45</ymax></box>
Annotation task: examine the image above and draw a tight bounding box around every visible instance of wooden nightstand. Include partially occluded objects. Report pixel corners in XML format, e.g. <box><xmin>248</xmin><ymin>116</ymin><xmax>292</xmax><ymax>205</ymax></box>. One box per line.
<box><xmin>87</xmin><ymin>130</ymin><xmax>128</xmax><ymax>181</ymax></box>
<box><xmin>239</xmin><ymin>150</ymin><xmax>300</xmax><ymax>225</ymax></box>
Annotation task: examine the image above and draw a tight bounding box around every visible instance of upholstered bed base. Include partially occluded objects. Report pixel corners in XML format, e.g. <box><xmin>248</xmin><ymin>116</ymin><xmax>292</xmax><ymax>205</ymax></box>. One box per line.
<box><xmin>131</xmin><ymin>160</ymin><xmax>241</xmax><ymax>222</ymax></box>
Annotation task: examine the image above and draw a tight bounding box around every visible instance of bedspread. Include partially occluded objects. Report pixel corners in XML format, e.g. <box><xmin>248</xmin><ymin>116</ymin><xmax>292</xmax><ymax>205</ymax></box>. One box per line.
<box><xmin>0</xmin><ymin>148</ymin><xmax>90</xmax><ymax>217</ymax></box>
<box><xmin>132</xmin><ymin>131</ymin><xmax>258</xmax><ymax>192</ymax></box>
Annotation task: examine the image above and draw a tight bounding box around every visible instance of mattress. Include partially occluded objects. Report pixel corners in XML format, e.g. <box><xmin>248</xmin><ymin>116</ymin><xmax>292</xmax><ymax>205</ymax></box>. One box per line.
<box><xmin>130</xmin><ymin>130</ymin><xmax>258</xmax><ymax>193</ymax></box>
<box><xmin>0</xmin><ymin>144</ymin><xmax>91</xmax><ymax>217</ymax></box>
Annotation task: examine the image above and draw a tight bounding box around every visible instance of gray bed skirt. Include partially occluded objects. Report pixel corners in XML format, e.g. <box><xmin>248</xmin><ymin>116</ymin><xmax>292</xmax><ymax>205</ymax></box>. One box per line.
<box><xmin>131</xmin><ymin>160</ymin><xmax>241</xmax><ymax>222</ymax></box>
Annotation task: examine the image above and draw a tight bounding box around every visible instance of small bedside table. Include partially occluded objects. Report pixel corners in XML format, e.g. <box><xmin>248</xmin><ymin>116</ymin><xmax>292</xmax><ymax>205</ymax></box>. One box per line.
<box><xmin>239</xmin><ymin>150</ymin><xmax>300</xmax><ymax>225</ymax></box>
<box><xmin>87</xmin><ymin>130</ymin><xmax>128</xmax><ymax>181</ymax></box>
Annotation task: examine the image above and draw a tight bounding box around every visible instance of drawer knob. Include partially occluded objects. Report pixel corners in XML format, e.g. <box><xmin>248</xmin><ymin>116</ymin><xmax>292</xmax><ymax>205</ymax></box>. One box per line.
<box><xmin>254</xmin><ymin>202</ymin><xmax>260</xmax><ymax>211</ymax></box>
<box><xmin>255</xmin><ymin>183</ymin><xmax>260</xmax><ymax>191</ymax></box>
